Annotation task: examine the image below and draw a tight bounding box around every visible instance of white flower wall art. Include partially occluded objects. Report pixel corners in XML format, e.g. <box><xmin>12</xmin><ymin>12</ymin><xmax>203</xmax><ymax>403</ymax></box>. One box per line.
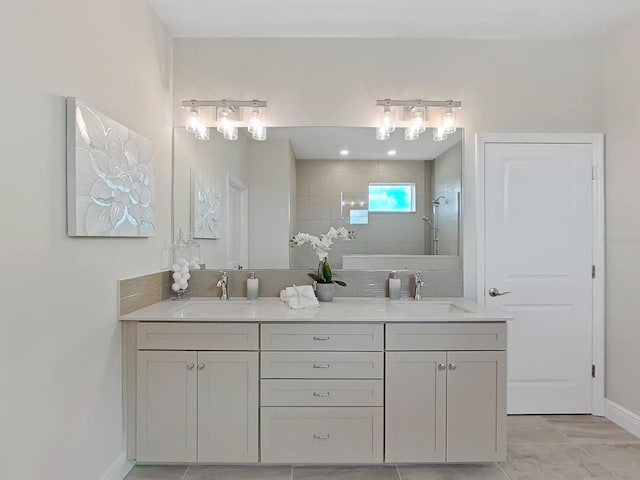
<box><xmin>66</xmin><ymin>98</ymin><xmax>155</xmax><ymax>237</ymax></box>
<box><xmin>192</xmin><ymin>170</ymin><xmax>221</xmax><ymax>239</ymax></box>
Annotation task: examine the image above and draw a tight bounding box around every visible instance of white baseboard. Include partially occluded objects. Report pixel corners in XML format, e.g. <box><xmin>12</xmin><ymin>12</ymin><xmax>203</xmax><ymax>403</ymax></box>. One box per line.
<box><xmin>99</xmin><ymin>453</ymin><xmax>134</xmax><ymax>480</ymax></box>
<box><xmin>605</xmin><ymin>398</ymin><xmax>640</xmax><ymax>439</ymax></box>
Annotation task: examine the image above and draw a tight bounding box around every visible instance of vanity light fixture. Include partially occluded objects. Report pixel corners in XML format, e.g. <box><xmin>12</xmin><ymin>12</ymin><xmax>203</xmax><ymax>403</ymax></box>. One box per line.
<box><xmin>375</xmin><ymin>99</ymin><xmax>461</xmax><ymax>142</ymax></box>
<box><xmin>181</xmin><ymin>99</ymin><xmax>268</xmax><ymax>141</ymax></box>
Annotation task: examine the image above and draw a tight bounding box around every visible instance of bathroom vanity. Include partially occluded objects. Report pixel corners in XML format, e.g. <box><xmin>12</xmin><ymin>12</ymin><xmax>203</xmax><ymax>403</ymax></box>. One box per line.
<box><xmin>121</xmin><ymin>297</ymin><xmax>508</xmax><ymax>465</ymax></box>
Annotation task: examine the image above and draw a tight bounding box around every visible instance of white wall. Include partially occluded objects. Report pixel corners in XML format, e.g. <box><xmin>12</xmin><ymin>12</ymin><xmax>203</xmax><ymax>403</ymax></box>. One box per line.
<box><xmin>0</xmin><ymin>2</ymin><xmax>172</xmax><ymax>479</ymax></box>
<box><xmin>173</xmin><ymin>38</ymin><xmax>603</xmax><ymax>298</ymax></box>
<box><xmin>603</xmin><ymin>15</ymin><xmax>640</xmax><ymax>417</ymax></box>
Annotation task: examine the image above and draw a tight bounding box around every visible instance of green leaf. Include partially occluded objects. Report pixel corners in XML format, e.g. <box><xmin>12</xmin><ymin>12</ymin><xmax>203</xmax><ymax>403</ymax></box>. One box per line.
<box><xmin>308</xmin><ymin>273</ymin><xmax>322</xmax><ymax>282</ymax></box>
<box><xmin>322</xmin><ymin>261</ymin><xmax>333</xmax><ymax>282</ymax></box>
<box><xmin>334</xmin><ymin>280</ymin><xmax>347</xmax><ymax>286</ymax></box>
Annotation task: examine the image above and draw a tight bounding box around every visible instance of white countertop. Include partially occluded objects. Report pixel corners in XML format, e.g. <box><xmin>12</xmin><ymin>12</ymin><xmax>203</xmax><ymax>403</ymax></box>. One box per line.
<box><xmin>120</xmin><ymin>297</ymin><xmax>509</xmax><ymax>323</ymax></box>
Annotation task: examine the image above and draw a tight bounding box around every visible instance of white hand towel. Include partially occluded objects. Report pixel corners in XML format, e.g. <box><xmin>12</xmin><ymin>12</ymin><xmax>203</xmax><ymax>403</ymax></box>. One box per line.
<box><xmin>281</xmin><ymin>284</ymin><xmax>319</xmax><ymax>309</ymax></box>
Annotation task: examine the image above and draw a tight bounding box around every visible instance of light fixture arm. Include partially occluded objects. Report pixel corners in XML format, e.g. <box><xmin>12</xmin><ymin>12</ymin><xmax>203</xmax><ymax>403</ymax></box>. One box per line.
<box><xmin>375</xmin><ymin>99</ymin><xmax>461</xmax><ymax>108</ymax></box>
<box><xmin>181</xmin><ymin>99</ymin><xmax>267</xmax><ymax>108</ymax></box>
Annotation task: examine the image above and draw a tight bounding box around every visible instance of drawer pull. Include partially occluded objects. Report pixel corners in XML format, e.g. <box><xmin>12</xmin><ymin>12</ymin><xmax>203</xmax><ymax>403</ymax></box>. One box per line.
<box><xmin>313</xmin><ymin>433</ymin><xmax>330</xmax><ymax>440</ymax></box>
<box><xmin>186</xmin><ymin>363</ymin><xmax>195</xmax><ymax>371</ymax></box>
<box><xmin>313</xmin><ymin>391</ymin><xmax>331</xmax><ymax>397</ymax></box>
<box><xmin>197</xmin><ymin>363</ymin><xmax>205</xmax><ymax>370</ymax></box>
<box><xmin>448</xmin><ymin>363</ymin><xmax>457</xmax><ymax>371</ymax></box>
<box><xmin>437</xmin><ymin>363</ymin><xmax>446</xmax><ymax>370</ymax></box>
<box><xmin>312</xmin><ymin>363</ymin><xmax>331</xmax><ymax>369</ymax></box>
<box><xmin>313</xmin><ymin>335</ymin><xmax>331</xmax><ymax>341</ymax></box>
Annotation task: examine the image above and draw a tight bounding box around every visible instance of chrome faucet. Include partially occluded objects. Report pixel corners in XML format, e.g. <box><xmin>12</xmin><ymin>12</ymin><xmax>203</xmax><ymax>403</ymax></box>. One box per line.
<box><xmin>217</xmin><ymin>271</ymin><xmax>228</xmax><ymax>300</ymax></box>
<box><xmin>414</xmin><ymin>271</ymin><xmax>425</xmax><ymax>301</ymax></box>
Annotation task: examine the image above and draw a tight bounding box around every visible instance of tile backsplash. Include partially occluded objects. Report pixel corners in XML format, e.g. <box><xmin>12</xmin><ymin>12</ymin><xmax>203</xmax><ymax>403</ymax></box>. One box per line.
<box><xmin>119</xmin><ymin>269</ymin><xmax>463</xmax><ymax>314</ymax></box>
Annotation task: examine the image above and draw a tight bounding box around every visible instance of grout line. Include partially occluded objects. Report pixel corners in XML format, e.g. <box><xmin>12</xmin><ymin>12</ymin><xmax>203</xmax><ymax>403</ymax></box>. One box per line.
<box><xmin>395</xmin><ymin>464</ymin><xmax>402</xmax><ymax>480</ymax></box>
<box><xmin>290</xmin><ymin>464</ymin><xmax>294</xmax><ymax>480</ymax></box>
<box><xmin>575</xmin><ymin>444</ymin><xmax>620</xmax><ymax>478</ymax></box>
<box><xmin>496</xmin><ymin>461</ymin><xmax>513</xmax><ymax>480</ymax></box>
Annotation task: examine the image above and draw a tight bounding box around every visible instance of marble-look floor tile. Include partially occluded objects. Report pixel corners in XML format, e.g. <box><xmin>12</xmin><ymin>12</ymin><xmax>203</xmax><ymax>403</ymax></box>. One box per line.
<box><xmin>124</xmin><ymin>465</ymin><xmax>189</xmax><ymax>480</ymax></box>
<box><xmin>398</xmin><ymin>463</ymin><xmax>508</xmax><ymax>480</ymax></box>
<box><xmin>184</xmin><ymin>465</ymin><xmax>292</xmax><ymax>480</ymax></box>
<box><xmin>293</xmin><ymin>465</ymin><xmax>399</xmax><ymax>480</ymax></box>
<box><xmin>507</xmin><ymin>416</ymin><xmax>571</xmax><ymax>444</ymax></box>
<box><xmin>582</xmin><ymin>443</ymin><xmax>640</xmax><ymax>480</ymax></box>
<box><xmin>499</xmin><ymin>444</ymin><xmax>616</xmax><ymax>480</ymax></box>
<box><xmin>543</xmin><ymin>415</ymin><xmax>640</xmax><ymax>444</ymax></box>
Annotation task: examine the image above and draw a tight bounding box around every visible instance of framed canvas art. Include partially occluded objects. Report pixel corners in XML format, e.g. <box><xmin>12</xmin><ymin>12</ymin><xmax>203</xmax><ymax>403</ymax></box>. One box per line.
<box><xmin>191</xmin><ymin>170</ymin><xmax>221</xmax><ymax>239</ymax></box>
<box><xmin>66</xmin><ymin>97</ymin><xmax>155</xmax><ymax>237</ymax></box>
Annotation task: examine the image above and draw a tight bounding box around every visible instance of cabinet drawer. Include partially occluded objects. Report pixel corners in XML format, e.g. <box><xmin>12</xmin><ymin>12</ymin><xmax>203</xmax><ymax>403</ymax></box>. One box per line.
<box><xmin>260</xmin><ymin>407</ymin><xmax>383</xmax><ymax>463</ymax></box>
<box><xmin>261</xmin><ymin>323</ymin><xmax>383</xmax><ymax>351</ymax></box>
<box><xmin>137</xmin><ymin>322</ymin><xmax>258</xmax><ymax>350</ymax></box>
<box><xmin>261</xmin><ymin>352</ymin><xmax>383</xmax><ymax>379</ymax></box>
<box><xmin>386</xmin><ymin>323</ymin><xmax>506</xmax><ymax>351</ymax></box>
<box><xmin>261</xmin><ymin>379</ymin><xmax>383</xmax><ymax>407</ymax></box>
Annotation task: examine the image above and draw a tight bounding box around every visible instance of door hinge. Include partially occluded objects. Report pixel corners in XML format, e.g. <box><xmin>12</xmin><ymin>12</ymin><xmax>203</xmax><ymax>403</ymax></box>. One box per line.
<box><xmin>592</xmin><ymin>166</ymin><xmax>597</xmax><ymax>180</ymax></box>
<box><xmin>592</xmin><ymin>265</ymin><xmax>596</xmax><ymax>278</ymax></box>
<box><xmin>592</xmin><ymin>364</ymin><xmax>596</xmax><ymax>378</ymax></box>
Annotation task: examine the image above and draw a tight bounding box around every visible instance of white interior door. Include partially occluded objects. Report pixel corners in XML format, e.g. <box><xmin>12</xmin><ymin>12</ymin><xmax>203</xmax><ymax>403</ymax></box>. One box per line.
<box><xmin>484</xmin><ymin>142</ymin><xmax>594</xmax><ymax>414</ymax></box>
<box><xmin>227</xmin><ymin>176</ymin><xmax>248</xmax><ymax>269</ymax></box>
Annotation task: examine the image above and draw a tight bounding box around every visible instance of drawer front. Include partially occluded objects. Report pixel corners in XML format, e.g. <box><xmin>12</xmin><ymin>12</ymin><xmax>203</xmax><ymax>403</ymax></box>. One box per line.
<box><xmin>386</xmin><ymin>323</ymin><xmax>506</xmax><ymax>351</ymax></box>
<box><xmin>137</xmin><ymin>322</ymin><xmax>259</xmax><ymax>350</ymax></box>
<box><xmin>261</xmin><ymin>324</ymin><xmax>383</xmax><ymax>351</ymax></box>
<box><xmin>261</xmin><ymin>379</ymin><xmax>383</xmax><ymax>407</ymax></box>
<box><xmin>261</xmin><ymin>352</ymin><xmax>383</xmax><ymax>379</ymax></box>
<box><xmin>260</xmin><ymin>407</ymin><xmax>383</xmax><ymax>463</ymax></box>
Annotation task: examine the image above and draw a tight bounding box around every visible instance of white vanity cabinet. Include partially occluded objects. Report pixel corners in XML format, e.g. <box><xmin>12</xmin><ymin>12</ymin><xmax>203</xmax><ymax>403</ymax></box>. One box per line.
<box><xmin>385</xmin><ymin>323</ymin><xmax>507</xmax><ymax>463</ymax></box>
<box><xmin>259</xmin><ymin>323</ymin><xmax>384</xmax><ymax>464</ymax></box>
<box><xmin>135</xmin><ymin>323</ymin><xmax>259</xmax><ymax>463</ymax></box>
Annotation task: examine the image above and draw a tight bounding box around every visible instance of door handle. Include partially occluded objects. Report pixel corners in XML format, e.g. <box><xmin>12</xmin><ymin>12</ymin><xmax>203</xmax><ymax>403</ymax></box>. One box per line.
<box><xmin>488</xmin><ymin>287</ymin><xmax>511</xmax><ymax>297</ymax></box>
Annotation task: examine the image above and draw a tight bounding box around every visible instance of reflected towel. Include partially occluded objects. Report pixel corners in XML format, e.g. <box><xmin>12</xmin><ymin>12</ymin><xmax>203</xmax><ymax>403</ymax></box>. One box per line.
<box><xmin>280</xmin><ymin>284</ymin><xmax>319</xmax><ymax>309</ymax></box>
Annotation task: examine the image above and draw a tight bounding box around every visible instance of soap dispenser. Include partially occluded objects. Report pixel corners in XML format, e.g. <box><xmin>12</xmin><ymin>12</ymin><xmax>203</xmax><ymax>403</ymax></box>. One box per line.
<box><xmin>247</xmin><ymin>272</ymin><xmax>259</xmax><ymax>300</ymax></box>
<box><xmin>389</xmin><ymin>271</ymin><xmax>401</xmax><ymax>300</ymax></box>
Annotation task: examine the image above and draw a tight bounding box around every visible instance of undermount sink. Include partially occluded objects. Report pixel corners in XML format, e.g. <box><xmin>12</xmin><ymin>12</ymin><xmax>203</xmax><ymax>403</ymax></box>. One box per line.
<box><xmin>390</xmin><ymin>301</ymin><xmax>469</xmax><ymax>315</ymax></box>
<box><xmin>173</xmin><ymin>299</ymin><xmax>253</xmax><ymax>317</ymax></box>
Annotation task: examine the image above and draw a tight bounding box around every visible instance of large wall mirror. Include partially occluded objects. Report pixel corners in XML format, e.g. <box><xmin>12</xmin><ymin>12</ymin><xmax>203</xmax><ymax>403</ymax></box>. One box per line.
<box><xmin>173</xmin><ymin>127</ymin><xmax>462</xmax><ymax>270</ymax></box>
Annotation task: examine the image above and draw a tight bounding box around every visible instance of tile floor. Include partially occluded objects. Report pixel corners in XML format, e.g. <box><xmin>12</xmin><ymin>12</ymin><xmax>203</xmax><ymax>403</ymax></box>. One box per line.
<box><xmin>125</xmin><ymin>415</ymin><xmax>640</xmax><ymax>480</ymax></box>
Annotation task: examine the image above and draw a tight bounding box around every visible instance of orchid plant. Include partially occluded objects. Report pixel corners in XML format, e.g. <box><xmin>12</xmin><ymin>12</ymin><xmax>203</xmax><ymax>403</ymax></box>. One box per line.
<box><xmin>289</xmin><ymin>227</ymin><xmax>356</xmax><ymax>286</ymax></box>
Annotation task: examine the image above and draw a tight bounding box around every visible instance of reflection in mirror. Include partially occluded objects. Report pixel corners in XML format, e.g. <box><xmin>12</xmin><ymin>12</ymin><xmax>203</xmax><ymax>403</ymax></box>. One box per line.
<box><xmin>172</xmin><ymin>127</ymin><xmax>462</xmax><ymax>270</ymax></box>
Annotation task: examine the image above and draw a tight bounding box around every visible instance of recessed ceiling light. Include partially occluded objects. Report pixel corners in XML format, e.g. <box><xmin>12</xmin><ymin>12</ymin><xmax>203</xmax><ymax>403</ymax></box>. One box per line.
<box><xmin>340</xmin><ymin>149</ymin><xmax>349</xmax><ymax>156</ymax></box>
<box><xmin>387</xmin><ymin>150</ymin><xmax>397</xmax><ymax>156</ymax></box>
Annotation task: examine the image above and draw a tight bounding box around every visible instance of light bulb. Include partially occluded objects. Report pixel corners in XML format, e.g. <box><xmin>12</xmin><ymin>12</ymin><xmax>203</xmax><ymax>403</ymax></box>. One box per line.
<box><xmin>248</xmin><ymin>107</ymin><xmax>263</xmax><ymax>134</ymax></box>
<box><xmin>443</xmin><ymin>106</ymin><xmax>456</xmax><ymax>134</ymax></box>
<box><xmin>376</xmin><ymin>125</ymin><xmax>390</xmax><ymax>141</ymax></box>
<box><xmin>433</xmin><ymin>126</ymin><xmax>448</xmax><ymax>142</ymax></box>
<box><xmin>411</xmin><ymin>106</ymin><xmax>426</xmax><ymax>134</ymax></box>
<box><xmin>195</xmin><ymin>125</ymin><xmax>210</xmax><ymax>141</ymax></box>
<box><xmin>380</xmin><ymin>106</ymin><xmax>395</xmax><ymax>133</ymax></box>
<box><xmin>405</xmin><ymin>125</ymin><xmax>420</xmax><ymax>141</ymax></box>
<box><xmin>217</xmin><ymin>106</ymin><xmax>233</xmax><ymax>134</ymax></box>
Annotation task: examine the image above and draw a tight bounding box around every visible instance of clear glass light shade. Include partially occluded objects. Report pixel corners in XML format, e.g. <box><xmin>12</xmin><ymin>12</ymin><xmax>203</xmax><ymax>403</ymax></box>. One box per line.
<box><xmin>252</xmin><ymin>125</ymin><xmax>267</xmax><ymax>141</ymax></box>
<box><xmin>409</xmin><ymin>106</ymin><xmax>426</xmax><ymax>134</ymax></box>
<box><xmin>433</xmin><ymin>126</ymin><xmax>448</xmax><ymax>142</ymax></box>
<box><xmin>379</xmin><ymin>106</ymin><xmax>395</xmax><ymax>133</ymax></box>
<box><xmin>222</xmin><ymin>126</ymin><xmax>238</xmax><ymax>141</ymax></box>
<box><xmin>443</xmin><ymin>107</ymin><xmax>457</xmax><ymax>134</ymax></box>
<box><xmin>194</xmin><ymin>125</ymin><xmax>210</xmax><ymax>141</ymax></box>
<box><xmin>184</xmin><ymin>107</ymin><xmax>200</xmax><ymax>133</ymax></box>
<box><xmin>405</xmin><ymin>125</ymin><xmax>420</xmax><ymax>141</ymax></box>
<box><xmin>376</xmin><ymin>125</ymin><xmax>390</xmax><ymax>141</ymax></box>
<box><xmin>216</xmin><ymin>106</ymin><xmax>234</xmax><ymax>134</ymax></box>
<box><xmin>248</xmin><ymin>107</ymin><xmax>264</xmax><ymax>134</ymax></box>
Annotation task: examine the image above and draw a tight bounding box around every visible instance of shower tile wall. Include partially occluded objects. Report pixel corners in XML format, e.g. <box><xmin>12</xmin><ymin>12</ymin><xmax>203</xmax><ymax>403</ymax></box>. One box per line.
<box><xmin>293</xmin><ymin>159</ymin><xmax>430</xmax><ymax>268</ymax></box>
<box><xmin>433</xmin><ymin>142</ymin><xmax>462</xmax><ymax>256</ymax></box>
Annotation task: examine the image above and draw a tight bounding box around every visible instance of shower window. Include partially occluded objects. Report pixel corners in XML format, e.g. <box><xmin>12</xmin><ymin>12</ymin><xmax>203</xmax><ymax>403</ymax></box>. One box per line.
<box><xmin>368</xmin><ymin>183</ymin><xmax>416</xmax><ymax>213</ymax></box>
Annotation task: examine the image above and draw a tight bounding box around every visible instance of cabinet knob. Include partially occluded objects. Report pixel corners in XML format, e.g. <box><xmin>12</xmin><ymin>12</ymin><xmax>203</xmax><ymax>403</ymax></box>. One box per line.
<box><xmin>197</xmin><ymin>363</ymin><xmax>205</xmax><ymax>370</ymax></box>
<box><xmin>448</xmin><ymin>363</ymin><xmax>457</xmax><ymax>371</ymax></box>
<box><xmin>437</xmin><ymin>363</ymin><xmax>446</xmax><ymax>370</ymax></box>
<box><xmin>313</xmin><ymin>364</ymin><xmax>330</xmax><ymax>369</ymax></box>
<box><xmin>313</xmin><ymin>335</ymin><xmax>331</xmax><ymax>341</ymax></box>
<box><xmin>313</xmin><ymin>433</ymin><xmax>330</xmax><ymax>440</ymax></box>
<box><xmin>186</xmin><ymin>363</ymin><xmax>195</xmax><ymax>370</ymax></box>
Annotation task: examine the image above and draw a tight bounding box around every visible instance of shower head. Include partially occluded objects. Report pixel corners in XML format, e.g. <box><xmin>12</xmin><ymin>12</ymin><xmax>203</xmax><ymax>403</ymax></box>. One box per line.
<box><xmin>432</xmin><ymin>195</ymin><xmax>447</xmax><ymax>205</ymax></box>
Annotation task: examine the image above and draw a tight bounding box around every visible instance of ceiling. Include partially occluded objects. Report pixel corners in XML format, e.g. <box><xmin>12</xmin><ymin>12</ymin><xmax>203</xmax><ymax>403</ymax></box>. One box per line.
<box><xmin>267</xmin><ymin>127</ymin><xmax>462</xmax><ymax>161</ymax></box>
<box><xmin>149</xmin><ymin>0</ymin><xmax>640</xmax><ymax>39</ymax></box>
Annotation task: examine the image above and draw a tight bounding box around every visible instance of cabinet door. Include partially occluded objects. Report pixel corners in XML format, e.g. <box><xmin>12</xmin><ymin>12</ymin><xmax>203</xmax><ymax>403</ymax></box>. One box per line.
<box><xmin>197</xmin><ymin>351</ymin><xmax>259</xmax><ymax>462</ymax></box>
<box><xmin>385</xmin><ymin>351</ymin><xmax>447</xmax><ymax>463</ymax></box>
<box><xmin>136</xmin><ymin>351</ymin><xmax>197</xmax><ymax>462</ymax></box>
<box><xmin>446</xmin><ymin>351</ymin><xmax>507</xmax><ymax>462</ymax></box>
